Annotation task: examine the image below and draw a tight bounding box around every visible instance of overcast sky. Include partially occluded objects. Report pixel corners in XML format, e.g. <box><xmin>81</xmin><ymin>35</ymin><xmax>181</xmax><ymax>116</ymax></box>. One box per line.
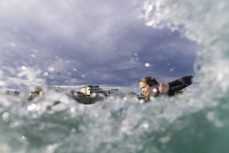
<box><xmin>0</xmin><ymin>0</ymin><xmax>196</xmax><ymax>87</ymax></box>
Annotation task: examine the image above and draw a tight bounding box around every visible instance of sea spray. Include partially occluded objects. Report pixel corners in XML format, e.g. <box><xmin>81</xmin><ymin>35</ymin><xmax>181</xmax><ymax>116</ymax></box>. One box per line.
<box><xmin>0</xmin><ymin>0</ymin><xmax>229</xmax><ymax>153</ymax></box>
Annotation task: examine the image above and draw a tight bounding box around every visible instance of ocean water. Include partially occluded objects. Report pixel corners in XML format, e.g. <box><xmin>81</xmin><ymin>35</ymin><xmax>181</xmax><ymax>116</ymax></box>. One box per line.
<box><xmin>1</xmin><ymin>0</ymin><xmax>229</xmax><ymax>153</ymax></box>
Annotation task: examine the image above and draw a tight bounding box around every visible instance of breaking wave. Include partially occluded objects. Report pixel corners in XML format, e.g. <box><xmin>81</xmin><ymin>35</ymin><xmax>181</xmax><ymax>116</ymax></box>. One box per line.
<box><xmin>0</xmin><ymin>0</ymin><xmax>229</xmax><ymax>153</ymax></box>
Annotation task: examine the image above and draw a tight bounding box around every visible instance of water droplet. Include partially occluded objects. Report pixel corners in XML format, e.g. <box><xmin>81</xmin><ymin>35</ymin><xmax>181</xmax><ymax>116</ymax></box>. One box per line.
<box><xmin>142</xmin><ymin>122</ymin><xmax>149</xmax><ymax>129</ymax></box>
<box><xmin>145</xmin><ymin>63</ymin><xmax>150</xmax><ymax>67</ymax></box>
<box><xmin>44</xmin><ymin>72</ymin><xmax>49</xmax><ymax>76</ymax></box>
<box><xmin>27</xmin><ymin>104</ymin><xmax>37</xmax><ymax>111</ymax></box>
<box><xmin>48</xmin><ymin>67</ymin><xmax>55</xmax><ymax>72</ymax></box>
<box><xmin>21</xmin><ymin>66</ymin><xmax>26</xmax><ymax>70</ymax></box>
<box><xmin>91</xmin><ymin>93</ymin><xmax>97</xmax><ymax>97</ymax></box>
<box><xmin>2</xmin><ymin>112</ymin><xmax>10</xmax><ymax>122</ymax></box>
<box><xmin>217</xmin><ymin>73</ymin><xmax>223</xmax><ymax>81</ymax></box>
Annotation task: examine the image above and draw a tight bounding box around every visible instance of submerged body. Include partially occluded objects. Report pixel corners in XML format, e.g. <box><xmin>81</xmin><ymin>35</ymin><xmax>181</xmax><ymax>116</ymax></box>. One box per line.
<box><xmin>139</xmin><ymin>76</ymin><xmax>193</xmax><ymax>101</ymax></box>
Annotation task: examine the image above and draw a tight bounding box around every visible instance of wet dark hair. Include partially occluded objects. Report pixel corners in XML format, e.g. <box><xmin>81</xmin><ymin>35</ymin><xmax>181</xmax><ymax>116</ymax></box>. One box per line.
<box><xmin>140</xmin><ymin>76</ymin><xmax>159</xmax><ymax>87</ymax></box>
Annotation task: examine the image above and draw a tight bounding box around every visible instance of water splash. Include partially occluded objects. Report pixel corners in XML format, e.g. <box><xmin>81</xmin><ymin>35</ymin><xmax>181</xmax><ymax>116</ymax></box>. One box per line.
<box><xmin>1</xmin><ymin>0</ymin><xmax>229</xmax><ymax>152</ymax></box>
<box><xmin>142</xmin><ymin>0</ymin><xmax>229</xmax><ymax>97</ymax></box>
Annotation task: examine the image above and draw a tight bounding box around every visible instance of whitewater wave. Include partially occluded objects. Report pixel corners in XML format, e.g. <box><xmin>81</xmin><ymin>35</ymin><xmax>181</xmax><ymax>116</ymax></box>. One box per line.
<box><xmin>1</xmin><ymin>0</ymin><xmax>229</xmax><ymax>153</ymax></box>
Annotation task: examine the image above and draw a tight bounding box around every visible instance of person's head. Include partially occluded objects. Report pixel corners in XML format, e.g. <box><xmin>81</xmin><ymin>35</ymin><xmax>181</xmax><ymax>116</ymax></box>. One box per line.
<box><xmin>139</xmin><ymin>76</ymin><xmax>158</xmax><ymax>97</ymax></box>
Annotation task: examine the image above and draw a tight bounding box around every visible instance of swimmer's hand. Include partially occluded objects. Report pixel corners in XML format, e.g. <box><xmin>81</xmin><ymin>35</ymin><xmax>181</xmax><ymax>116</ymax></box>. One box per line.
<box><xmin>158</xmin><ymin>83</ymin><xmax>169</xmax><ymax>94</ymax></box>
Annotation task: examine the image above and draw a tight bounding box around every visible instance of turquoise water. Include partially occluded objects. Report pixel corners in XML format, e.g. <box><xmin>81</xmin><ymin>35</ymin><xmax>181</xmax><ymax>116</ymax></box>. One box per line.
<box><xmin>1</xmin><ymin>94</ymin><xmax>228</xmax><ymax>153</ymax></box>
<box><xmin>1</xmin><ymin>0</ymin><xmax>229</xmax><ymax>152</ymax></box>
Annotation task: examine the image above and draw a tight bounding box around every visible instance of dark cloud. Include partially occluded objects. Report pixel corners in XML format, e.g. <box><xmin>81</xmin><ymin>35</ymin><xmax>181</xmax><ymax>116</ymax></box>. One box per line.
<box><xmin>0</xmin><ymin>0</ymin><xmax>196</xmax><ymax>87</ymax></box>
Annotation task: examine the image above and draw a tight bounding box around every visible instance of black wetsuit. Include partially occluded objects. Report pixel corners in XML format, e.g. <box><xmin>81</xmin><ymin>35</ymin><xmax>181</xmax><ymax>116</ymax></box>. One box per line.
<box><xmin>140</xmin><ymin>75</ymin><xmax>193</xmax><ymax>102</ymax></box>
<box><xmin>149</xmin><ymin>75</ymin><xmax>193</xmax><ymax>99</ymax></box>
<box><xmin>166</xmin><ymin>75</ymin><xmax>193</xmax><ymax>96</ymax></box>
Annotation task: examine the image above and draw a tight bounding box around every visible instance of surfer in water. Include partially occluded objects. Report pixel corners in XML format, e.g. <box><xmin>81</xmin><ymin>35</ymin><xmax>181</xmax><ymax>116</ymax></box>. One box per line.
<box><xmin>139</xmin><ymin>75</ymin><xmax>193</xmax><ymax>102</ymax></box>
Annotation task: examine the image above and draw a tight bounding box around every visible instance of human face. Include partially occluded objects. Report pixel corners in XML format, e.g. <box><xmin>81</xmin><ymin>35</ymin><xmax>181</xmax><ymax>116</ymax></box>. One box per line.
<box><xmin>139</xmin><ymin>81</ymin><xmax>152</xmax><ymax>97</ymax></box>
